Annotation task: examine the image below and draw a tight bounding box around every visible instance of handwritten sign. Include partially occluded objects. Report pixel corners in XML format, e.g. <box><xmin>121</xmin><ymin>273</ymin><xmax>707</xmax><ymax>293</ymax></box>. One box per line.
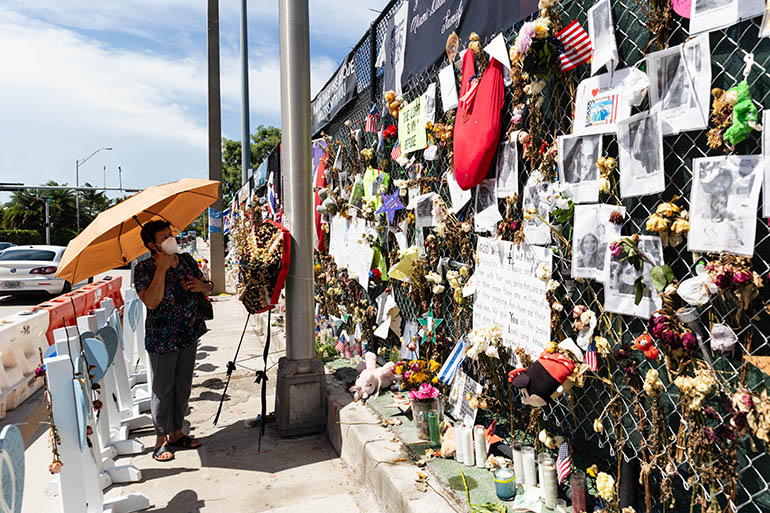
<box><xmin>329</xmin><ymin>216</ymin><xmax>374</xmax><ymax>289</ymax></box>
<box><xmin>473</xmin><ymin>237</ymin><xmax>552</xmax><ymax>359</ymax></box>
<box><xmin>398</xmin><ymin>94</ymin><xmax>427</xmax><ymax>155</ymax></box>
<box><xmin>449</xmin><ymin>370</ymin><xmax>483</xmax><ymax>427</ymax></box>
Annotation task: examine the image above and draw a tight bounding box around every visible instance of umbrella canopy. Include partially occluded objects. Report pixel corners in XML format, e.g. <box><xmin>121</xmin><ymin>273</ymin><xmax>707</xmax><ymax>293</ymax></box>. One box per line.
<box><xmin>56</xmin><ymin>178</ymin><xmax>219</xmax><ymax>283</ymax></box>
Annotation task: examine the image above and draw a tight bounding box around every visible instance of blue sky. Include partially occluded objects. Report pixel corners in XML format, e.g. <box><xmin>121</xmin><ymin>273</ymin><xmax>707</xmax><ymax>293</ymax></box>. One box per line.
<box><xmin>0</xmin><ymin>0</ymin><xmax>383</xmax><ymax>201</ymax></box>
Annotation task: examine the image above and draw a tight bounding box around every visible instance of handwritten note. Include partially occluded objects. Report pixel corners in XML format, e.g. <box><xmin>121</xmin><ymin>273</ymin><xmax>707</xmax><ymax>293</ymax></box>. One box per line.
<box><xmin>473</xmin><ymin>237</ymin><xmax>552</xmax><ymax>359</ymax></box>
<box><xmin>398</xmin><ymin>94</ymin><xmax>427</xmax><ymax>154</ymax></box>
<box><xmin>329</xmin><ymin>216</ymin><xmax>374</xmax><ymax>289</ymax></box>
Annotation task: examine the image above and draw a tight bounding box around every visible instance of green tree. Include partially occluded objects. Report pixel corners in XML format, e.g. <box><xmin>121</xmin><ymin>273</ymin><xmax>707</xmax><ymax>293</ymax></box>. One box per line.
<box><xmin>1</xmin><ymin>181</ymin><xmax>79</xmax><ymax>244</ymax></box>
<box><xmin>79</xmin><ymin>182</ymin><xmax>113</xmax><ymax>224</ymax></box>
<box><xmin>222</xmin><ymin>124</ymin><xmax>281</xmax><ymax>205</ymax></box>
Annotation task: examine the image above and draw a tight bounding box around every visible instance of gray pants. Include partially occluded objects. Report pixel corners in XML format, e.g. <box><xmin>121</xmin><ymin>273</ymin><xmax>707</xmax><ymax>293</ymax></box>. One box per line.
<box><xmin>149</xmin><ymin>342</ymin><xmax>197</xmax><ymax>436</ymax></box>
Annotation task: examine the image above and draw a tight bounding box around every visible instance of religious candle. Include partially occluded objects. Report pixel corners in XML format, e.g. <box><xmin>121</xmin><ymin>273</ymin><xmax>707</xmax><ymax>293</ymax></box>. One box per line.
<box><xmin>512</xmin><ymin>441</ymin><xmax>525</xmax><ymax>486</ymax></box>
<box><xmin>541</xmin><ymin>458</ymin><xmax>559</xmax><ymax>508</ymax></box>
<box><xmin>454</xmin><ymin>423</ymin><xmax>466</xmax><ymax>463</ymax></box>
<box><xmin>522</xmin><ymin>446</ymin><xmax>537</xmax><ymax>489</ymax></box>
<box><xmin>537</xmin><ymin>452</ymin><xmax>549</xmax><ymax>496</ymax></box>
<box><xmin>462</xmin><ymin>427</ymin><xmax>475</xmax><ymax>467</ymax></box>
<box><xmin>473</xmin><ymin>425</ymin><xmax>486</xmax><ymax>468</ymax></box>
<box><xmin>570</xmin><ymin>471</ymin><xmax>587</xmax><ymax>513</ymax></box>
<box><xmin>428</xmin><ymin>412</ymin><xmax>441</xmax><ymax>448</ymax></box>
<box><xmin>493</xmin><ymin>467</ymin><xmax>517</xmax><ymax>501</ymax></box>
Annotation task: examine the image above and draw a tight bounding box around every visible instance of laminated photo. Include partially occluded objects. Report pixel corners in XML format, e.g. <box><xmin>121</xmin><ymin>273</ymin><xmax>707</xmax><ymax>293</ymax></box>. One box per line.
<box><xmin>572</xmin><ymin>204</ymin><xmax>625</xmax><ymax>281</ymax></box>
<box><xmin>495</xmin><ymin>140</ymin><xmax>518</xmax><ymax>198</ymax></box>
<box><xmin>522</xmin><ymin>171</ymin><xmax>551</xmax><ymax>245</ymax></box>
<box><xmin>764</xmin><ymin>110</ymin><xmax>770</xmax><ymax>217</ymax></box>
<box><xmin>689</xmin><ymin>155</ymin><xmax>763</xmax><ymax>256</ymax></box>
<box><xmin>558</xmin><ymin>134</ymin><xmax>603</xmax><ymax>204</ymax></box>
<box><xmin>647</xmin><ymin>34</ymin><xmax>711</xmax><ymax>135</ymax></box>
<box><xmin>617</xmin><ymin>109</ymin><xmax>665</xmax><ymax>197</ymax></box>
<box><xmin>603</xmin><ymin>235</ymin><xmax>664</xmax><ymax>318</ymax></box>
<box><xmin>475</xmin><ymin>179</ymin><xmax>502</xmax><ymax>232</ymax></box>
<box><xmin>573</xmin><ymin>67</ymin><xmax>633</xmax><ymax>135</ymax></box>
<box><xmin>414</xmin><ymin>192</ymin><xmax>436</xmax><ymax>229</ymax></box>
<box><xmin>689</xmin><ymin>0</ymin><xmax>764</xmax><ymax>35</ymax></box>
<box><xmin>588</xmin><ymin>0</ymin><xmax>619</xmax><ymax>75</ymax></box>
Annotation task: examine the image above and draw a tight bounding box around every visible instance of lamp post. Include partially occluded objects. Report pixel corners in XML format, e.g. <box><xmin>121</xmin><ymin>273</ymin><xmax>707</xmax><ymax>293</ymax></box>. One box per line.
<box><xmin>75</xmin><ymin>147</ymin><xmax>112</xmax><ymax>232</ymax></box>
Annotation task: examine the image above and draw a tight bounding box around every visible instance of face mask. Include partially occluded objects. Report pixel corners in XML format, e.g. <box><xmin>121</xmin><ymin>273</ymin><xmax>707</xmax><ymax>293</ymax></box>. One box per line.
<box><xmin>159</xmin><ymin>237</ymin><xmax>179</xmax><ymax>255</ymax></box>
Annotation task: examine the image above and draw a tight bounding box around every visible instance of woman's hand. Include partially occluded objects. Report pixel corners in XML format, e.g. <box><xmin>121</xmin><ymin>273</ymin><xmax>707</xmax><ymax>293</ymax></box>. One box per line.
<box><xmin>184</xmin><ymin>276</ymin><xmax>211</xmax><ymax>293</ymax></box>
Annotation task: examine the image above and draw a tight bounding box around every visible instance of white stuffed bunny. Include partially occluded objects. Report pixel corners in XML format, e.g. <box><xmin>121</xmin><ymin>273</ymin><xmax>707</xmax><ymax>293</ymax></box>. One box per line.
<box><xmin>350</xmin><ymin>352</ymin><xmax>395</xmax><ymax>401</ymax></box>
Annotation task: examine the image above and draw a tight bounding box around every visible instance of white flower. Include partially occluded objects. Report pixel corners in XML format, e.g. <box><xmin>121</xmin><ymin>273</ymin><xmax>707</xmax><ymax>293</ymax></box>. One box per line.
<box><xmin>426</xmin><ymin>272</ymin><xmax>442</xmax><ymax>284</ymax></box>
<box><xmin>552</xmin><ymin>302</ymin><xmax>564</xmax><ymax>312</ymax></box>
<box><xmin>432</xmin><ymin>285</ymin><xmax>445</xmax><ymax>294</ymax></box>
<box><xmin>485</xmin><ymin>345</ymin><xmax>500</xmax><ymax>359</ymax></box>
<box><xmin>593</xmin><ymin>418</ymin><xmax>604</xmax><ymax>433</ymax></box>
<box><xmin>547</xmin><ymin>279</ymin><xmax>559</xmax><ymax>292</ymax></box>
<box><xmin>596</xmin><ymin>472</ymin><xmax>615</xmax><ymax>501</ymax></box>
<box><xmin>535</xmin><ymin>264</ymin><xmax>550</xmax><ymax>282</ymax></box>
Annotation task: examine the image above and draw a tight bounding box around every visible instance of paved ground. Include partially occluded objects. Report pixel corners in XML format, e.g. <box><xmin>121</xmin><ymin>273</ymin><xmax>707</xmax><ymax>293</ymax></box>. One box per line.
<box><xmin>11</xmin><ymin>290</ymin><xmax>378</xmax><ymax>513</ymax></box>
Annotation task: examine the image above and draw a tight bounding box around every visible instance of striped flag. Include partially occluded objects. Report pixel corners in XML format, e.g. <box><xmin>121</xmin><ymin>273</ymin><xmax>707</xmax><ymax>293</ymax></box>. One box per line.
<box><xmin>585</xmin><ymin>340</ymin><xmax>598</xmax><ymax>371</ymax></box>
<box><xmin>365</xmin><ymin>104</ymin><xmax>379</xmax><ymax>132</ymax></box>
<box><xmin>437</xmin><ymin>337</ymin><xmax>467</xmax><ymax>384</ymax></box>
<box><xmin>391</xmin><ymin>141</ymin><xmax>402</xmax><ymax>160</ymax></box>
<box><xmin>557</xmin><ymin>441</ymin><xmax>572</xmax><ymax>484</ymax></box>
<box><xmin>555</xmin><ymin>20</ymin><xmax>593</xmax><ymax>73</ymax></box>
<box><xmin>458</xmin><ymin>76</ymin><xmax>479</xmax><ymax>111</ymax></box>
<box><xmin>334</xmin><ymin>330</ymin><xmax>348</xmax><ymax>352</ymax></box>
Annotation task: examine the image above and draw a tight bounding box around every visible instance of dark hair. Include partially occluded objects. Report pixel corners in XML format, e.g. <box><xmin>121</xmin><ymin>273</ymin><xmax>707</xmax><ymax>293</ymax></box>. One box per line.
<box><xmin>140</xmin><ymin>220</ymin><xmax>171</xmax><ymax>251</ymax></box>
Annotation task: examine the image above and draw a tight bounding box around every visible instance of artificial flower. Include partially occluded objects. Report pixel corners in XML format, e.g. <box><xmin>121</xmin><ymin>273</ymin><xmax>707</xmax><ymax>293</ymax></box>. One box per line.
<box><xmin>643</xmin><ymin>369</ymin><xmax>664</xmax><ymax>397</ymax></box>
<box><xmin>586</xmin><ymin>464</ymin><xmax>599</xmax><ymax>478</ymax></box>
<box><xmin>410</xmin><ymin>383</ymin><xmax>440</xmax><ymax>401</ymax></box>
<box><xmin>594</xmin><ymin>336</ymin><xmax>611</xmax><ymax>357</ymax></box>
<box><xmin>596</xmin><ymin>472</ymin><xmax>616</xmax><ymax>502</ymax></box>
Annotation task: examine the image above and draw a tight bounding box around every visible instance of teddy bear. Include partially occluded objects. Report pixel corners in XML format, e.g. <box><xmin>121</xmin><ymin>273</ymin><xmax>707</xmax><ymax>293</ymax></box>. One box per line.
<box><xmin>384</xmin><ymin>90</ymin><xmax>404</xmax><ymax>118</ymax></box>
<box><xmin>507</xmin><ymin>340</ymin><xmax>582</xmax><ymax>407</ymax></box>
<box><xmin>350</xmin><ymin>352</ymin><xmax>395</xmax><ymax>401</ymax></box>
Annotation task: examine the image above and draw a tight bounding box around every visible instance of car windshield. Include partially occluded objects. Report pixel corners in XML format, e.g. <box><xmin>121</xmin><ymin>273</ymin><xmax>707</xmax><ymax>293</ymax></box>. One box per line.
<box><xmin>0</xmin><ymin>249</ymin><xmax>56</xmax><ymax>261</ymax></box>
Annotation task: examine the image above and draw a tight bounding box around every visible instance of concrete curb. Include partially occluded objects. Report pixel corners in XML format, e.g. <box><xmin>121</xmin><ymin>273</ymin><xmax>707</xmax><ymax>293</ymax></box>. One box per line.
<box><xmin>326</xmin><ymin>374</ymin><xmax>460</xmax><ymax>513</ymax></box>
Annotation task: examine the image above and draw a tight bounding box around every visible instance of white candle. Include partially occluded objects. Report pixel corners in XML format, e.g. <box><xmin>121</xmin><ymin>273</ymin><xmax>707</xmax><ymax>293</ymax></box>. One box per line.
<box><xmin>522</xmin><ymin>446</ymin><xmax>537</xmax><ymax>489</ymax></box>
<box><xmin>537</xmin><ymin>453</ymin><xmax>547</xmax><ymax>497</ymax></box>
<box><xmin>541</xmin><ymin>459</ymin><xmax>559</xmax><ymax>508</ymax></box>
<box><xmin>462</xmin><ymin>427</ymin><xmax>475</xmax><ymax>466</ymax></box>
<box><xmin>512</xmin><ymin>442</ymin><xmax>525</xmax><ymax>486</ymax></box>
<box><xmin>454</xmin><ymin>424</ymin><xmax>465</xmax><ymax>463</ymax></box>
<box><xmin>473</xmin><ymin>426</ymin><xmax>486</xmax><ymax>468</ymax></box>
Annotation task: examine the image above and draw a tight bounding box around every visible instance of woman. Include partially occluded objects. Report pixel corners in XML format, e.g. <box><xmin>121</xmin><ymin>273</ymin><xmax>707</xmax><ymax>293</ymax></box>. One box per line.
<box><xmin>133</xmin><ymin>220</ymin><xmax>211</xmax><ymax>462</ymax></box>
<box><xmin>577</xmin><ymin>233</ymin><xmax>602</xmax><ymax>270</ymax></box>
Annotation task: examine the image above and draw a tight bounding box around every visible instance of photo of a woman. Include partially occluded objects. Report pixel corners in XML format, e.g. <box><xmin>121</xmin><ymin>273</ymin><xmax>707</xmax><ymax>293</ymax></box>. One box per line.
<box><xmin>577</xmin><ymin>233</ymin><xmax>602</xmax><ymax>269</ymax></box>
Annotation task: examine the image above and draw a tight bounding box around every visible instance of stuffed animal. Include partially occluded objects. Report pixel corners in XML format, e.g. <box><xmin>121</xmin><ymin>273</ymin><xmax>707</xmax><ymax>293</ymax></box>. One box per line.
<box><xmin>508</xmin><ymin>346</ymin><xmax>577</xmax><ymax>407</ymax></box>
<box><xmin>440</xmin><ymin>425</ymin><xmax>456</xmax><ymax>458</ymax></box>
<box><xmin>384</xmin><ymin>90</ymin><xmax>404</xmax><ymax>118</ymax></box>
<box><xmin>350</xmin><ymin>352</ymin><xmax>395</xmax><ymax>401</ymax></box>
<box><xmin>723</xmin><ymin>80</ymin><xmax>761</xmax><ymax>146</ymax></box>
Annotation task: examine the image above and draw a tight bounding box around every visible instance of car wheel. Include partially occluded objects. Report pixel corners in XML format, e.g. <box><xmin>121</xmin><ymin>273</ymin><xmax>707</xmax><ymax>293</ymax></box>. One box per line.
<box><xmin>62</xmin><ymin>281</ymin><xmax>72</xmax><ymax>294</ymax></box>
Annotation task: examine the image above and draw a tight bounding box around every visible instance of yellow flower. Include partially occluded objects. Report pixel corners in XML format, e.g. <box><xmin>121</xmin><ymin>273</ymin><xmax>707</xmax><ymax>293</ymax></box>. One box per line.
<box><xmin>645</xmin><ymin>214</ymin><xmax>670</xmax><ymax>233</ymax></box>
<box><xmin>596</xmin><ymin>472</ymin><xmax>615</xmax><ymax>501</ymax></box>
<box><xmin>429</xmin><ymin>360</ymin><xmax>441</xmax><ymax>373</ymax></box>
<box><xmin>395</xmin><ymin>365</ymin><xmax>403</xmax><ymax>375</ymax></box>
<box><xmin>586</xmin><ymin>464</ymin><xmax>599</xmax><ymax>478</ymax></box>
<box><xmin>655</xmin><ymin>202</ymin><xmax>680</xmax><ymax>217</ymax></box>
<box><xmin>409</xmin><ymin>371</ymin><xmax>429</xmax><ymax>384</ymax></box>
<box><xmin>432</xmin><ymin>376</ymin><xmax>439</xmax><ymax>384</ymax></box>
<box><xmin>546</xmin><ymin>341</ymin><xmax>558</xmax><ymax>353</ymax></box>
<box><xmin>595</xmin><ymin>336</ymin><xmax>611</xmax><ymax>357</ymax></box>
<box><xmin>534</xmin><ymin>17</ymin><xmax>551</xmax><ymax>38</ymax></box>
<box><xmin>671</xmin><ymin>218</ymin><xmax>690</xmax><ymax>235</ymax></box>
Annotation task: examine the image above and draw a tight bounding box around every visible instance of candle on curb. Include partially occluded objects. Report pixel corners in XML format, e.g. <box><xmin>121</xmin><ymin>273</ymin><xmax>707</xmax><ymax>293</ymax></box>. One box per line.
<box><xmin>512</xmin><ymin>441</ymin><xmax>525</xmax><ymax>486</ymax></box>
<box><xmin>473</xmin><ymin>425</ymin><xmax>486</xmax><ymax>468</ymax></box>
<box><xmin>463</xmin><ymin>427</ymin><xmax>475</xmax><ymax>466</ymax></box>
<box><xmin>522</xmin><ymin>446</ymin><xmax>537</xmax><ymax>489</ymax></box>
<box><xmin>570</xmin><ymin>471</ymin><xmax>587</xmax><ymax>513</ymax></box>
<box><xmin>428</xmin><ymin>412</ymin><xmax>441</xmax><ymax>447</ymax></box>
<box><xmin>541</xmin><ymin>458</ymin><xmax>559</xmax><ymax>508</ymax></box>
<box><xmin>537</xmin><ymin>453</ymin><xmax>548</xmax><ymax>496</ymax></box>
<box><xmin>493</xmin><ymin>467</ymin><xmax>517</xmax><ymax>501</ymax></box>
<box><xmin>454</xmin><ymin>424</ymin><xmax>466</xmax><ymax>463</ymax></box>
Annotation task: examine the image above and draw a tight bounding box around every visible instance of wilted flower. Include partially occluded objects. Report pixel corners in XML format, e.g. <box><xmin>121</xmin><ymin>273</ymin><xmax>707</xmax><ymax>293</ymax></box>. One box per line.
<box><xmin>656</xmin><ymin>202</ymin><xmax>680</xmax><ymax>217</ymax></box>
<box><xmin>596</xmin><ymin>472</ymin><xmax>615</xmax><ymax>501</ymax></box>
<box><xmin>595</xmin><ymin>336</ymin><xmax>611</xmax><ymax>357</ymax></box>
<box><xmin>49</xmin><ymin>460</ymin><xmax>63</xmax><ymax>474</ymax></box>
<box><xmin>646</xmin><ymin>213</ymin><xmax>670</xmax><ymax>232</ymax></box>
<box><xmin>593</xmin><ymin>418</ymin><xmax>604</xmax><ymax>433</ymax></box>
<box><xmin>643</xmin><ymin>369</ymin><xmax>664</xmax><ymax>397</ymax></box>
<box><xmin>670</xmin><ymin>218</ymin><xmax>690</xmax><ymax>235</ymax></box>
<box><xmin>609</xmin><ymin>241</ymin><xmax>623</xmax><ymax>257</ymax></box>
<box><xmin>608</xmin><ymin>210</ymin><xmax>624</xmax><ymax>225</ymax></box>
<box><xmin>598</xmin><ymin>176</ymin><xmax>611</xmax><ymax>194</ymax></box>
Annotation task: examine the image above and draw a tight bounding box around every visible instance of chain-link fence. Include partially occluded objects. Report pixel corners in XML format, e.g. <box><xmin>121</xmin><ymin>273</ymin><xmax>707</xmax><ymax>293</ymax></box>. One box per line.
<box><xmin>310</xmin><ymin>1</ymin><xmax>770</xmax><ymax>511</ymax></box>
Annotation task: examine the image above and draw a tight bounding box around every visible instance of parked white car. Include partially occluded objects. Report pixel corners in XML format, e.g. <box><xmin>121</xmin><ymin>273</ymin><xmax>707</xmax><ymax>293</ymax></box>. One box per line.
<box><xmin>0</xmin><ymin>245</ymin><xmax>72</xmax><ymax>295</ymax></box>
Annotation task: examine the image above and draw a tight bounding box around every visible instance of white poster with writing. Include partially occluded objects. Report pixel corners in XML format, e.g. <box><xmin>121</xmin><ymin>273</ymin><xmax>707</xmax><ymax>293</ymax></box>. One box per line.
<box><xmin>329</xmin><ymin>215</ymin><xmax>374</xmax><ymax>289</ymax></box>
<box><xmin>473</xmin><ymin>237</ymin><xmax>552</xmax><ymax>359</ymax></box>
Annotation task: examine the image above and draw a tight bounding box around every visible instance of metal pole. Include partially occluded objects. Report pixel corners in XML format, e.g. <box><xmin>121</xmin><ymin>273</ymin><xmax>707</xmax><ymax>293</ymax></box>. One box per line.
<box><xmin>75</xmin><ymin>160</ymin><xmax>80</xmax><ymax>232</ymax></box>
<box><xmin>275</xmin><ymin>0</ymin><xmax>326</xmax><ymax>438</ymax></box>
<box><xmin>118</xmin><ymin>166</ymin><xmax>123</xmax><ymax>193</ymax></box>
<box><xmin>240</xmin><ymin>0</ymin><xmax>251</xmax><ymax>186</ymax></box>
<box><xmin>207</xmin><ymin>0</ymin><xmax>226</xmax><ymax>295</ymax></box>
<box><xmin>44</xmin><ymin>199</ymin><xmax>51</xmax><ymax>245</ymax></box>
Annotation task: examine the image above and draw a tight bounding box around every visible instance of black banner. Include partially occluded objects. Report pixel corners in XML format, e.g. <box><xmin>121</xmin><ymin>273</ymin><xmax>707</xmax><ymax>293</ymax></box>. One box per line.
<box><xmin>401</xmin><ymin>0</ymin><xmax>539</xmax><ymax>87</ymax></box>
<box><xmin>311</xmin><ymin>52</ymin><xmax>358</xmax><ymax>135</ymax></box>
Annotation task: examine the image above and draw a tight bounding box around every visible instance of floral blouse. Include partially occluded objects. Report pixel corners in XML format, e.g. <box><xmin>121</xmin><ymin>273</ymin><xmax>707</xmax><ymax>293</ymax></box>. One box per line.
<box><xmin>133</xmin><ymin>253</ymin><xmax>208</xmax><ymax>354</ymax></box>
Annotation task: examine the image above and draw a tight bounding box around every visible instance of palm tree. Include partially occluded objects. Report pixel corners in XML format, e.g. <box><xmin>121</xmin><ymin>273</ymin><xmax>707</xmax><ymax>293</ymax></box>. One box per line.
<box><xmin>2</xmin><ymin>181</ymin><xmax>76</xmax><ymax>234</ymax></box>
<box><xmin>80</xmin><ymin>182</ymin><xmax>112</xmax><ymax>224</ymax></box>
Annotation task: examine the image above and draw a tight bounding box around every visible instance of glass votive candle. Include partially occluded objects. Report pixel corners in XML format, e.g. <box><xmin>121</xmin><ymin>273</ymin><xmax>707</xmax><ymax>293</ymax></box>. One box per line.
<box><xmin>493</xmin><ymin>467</ymin><xmax>517</xmax><ymax>501</ymax></box>
<box><xmin>512</xmin><ymin>441</ymin><xmax>525</xmax><ymax>486</ymax></box>
<box><xmin>570</xmin><ymin>471</ymin><xmax>587</xmax><ymax>513</ymax></box>
<box><xmin>522</xmin><ymin>446</ymin><xmax>538</xmax><ymax>489</ymax></box>
<box><xmin>554</xmin><ymin>499</ymin><xmax>568</xmax><ymax>513</ymax></box>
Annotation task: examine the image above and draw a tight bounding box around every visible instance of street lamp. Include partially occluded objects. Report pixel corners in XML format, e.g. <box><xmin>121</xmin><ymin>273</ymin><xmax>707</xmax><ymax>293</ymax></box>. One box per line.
<box><xmin>76</xmin><ymin>146</ymin><xmax>113</xmax><ymax>232</ymax></box>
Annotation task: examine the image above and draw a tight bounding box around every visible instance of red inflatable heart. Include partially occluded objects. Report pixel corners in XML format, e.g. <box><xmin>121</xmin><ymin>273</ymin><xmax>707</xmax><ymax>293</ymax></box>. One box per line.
<box><xmin>453</xmin><ymin>50</ymin><xmax>505</xmax><ymax>191</ymax></box>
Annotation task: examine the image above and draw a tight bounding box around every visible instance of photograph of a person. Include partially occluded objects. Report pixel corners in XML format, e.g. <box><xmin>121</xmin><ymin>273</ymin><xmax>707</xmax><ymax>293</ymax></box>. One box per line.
<box><xmin>690</xmin><ymin>0</ymin><xmax>763</xmax><ymax>35</ymax></box>
<box><xmin>689</xmin><ymin>156</ymin><xmax>763</xmax><ymax>256</ymax></box>
<box><xmin>475</xmin><ymin>179</ymin><xmax>495</xmax><ymax>212</ymax></box>
<box><xmin>588</xmin><ymin>0</ymin><xmax>618</xmax><ymax>75</ymax></box>
<box><xmin>618</xmin><ymin>109</ymin><xmax>665</xmax><ymax>197</ymax></box>
<box><xmin>475</xmin><ymin>179</ymin><xmax>501</xmax><ymax>232</ymax></box>
<box><xmin>603</xmin><ymin>235</ymin><xmax>664</xmax><ymax>318</ymax></box>
<box><xmin>495</xmin><ymin>140</ymin><xmax>518</xmax><ymax>198</ymax></box>
<box><xmin>571</xmin><ymin>204</ymin><xmax>624</xmax><ymax>280</ymax></box>
<box><xmin>558</xmin><ymin>134</ymin><xmax>603</xmax><ymax>203</ymax></box>
<box><xmin>522</xmin><ymin>171</ymin><xmax>551</xmax><ymax>245</ymax></box>
<box><xmin>415</xmin><ymin>192</ymin><xmax>436</xmax><ymax>229</ymax></box>
<box><xmin>648</xmin><ymin>34</ymin><xmax>711</xmax><ymax>134</ymax></box>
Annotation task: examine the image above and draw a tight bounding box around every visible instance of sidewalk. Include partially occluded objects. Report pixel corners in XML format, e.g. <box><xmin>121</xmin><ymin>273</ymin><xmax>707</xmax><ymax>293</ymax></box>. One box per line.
<box><xmin>19</xmin><ymin>295</ymin><xmax>380</xmax><ymax>513</ymax></box>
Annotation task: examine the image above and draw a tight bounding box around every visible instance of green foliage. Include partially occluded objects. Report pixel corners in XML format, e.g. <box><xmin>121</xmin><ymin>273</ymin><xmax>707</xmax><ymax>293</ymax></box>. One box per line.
<box><xmin>222</xmin><ymin>124</ymin><xmax>281</xmax><ymax>205</ymax></box>
<box><xmin>650</xmin><ymin>264</ymin><xmax>674</xmax><ymax>292</ymax></box>
<box><xmin>0</xmin><ymin>229</ymin><xmax>40</xmax><ymax>245</ymax></box>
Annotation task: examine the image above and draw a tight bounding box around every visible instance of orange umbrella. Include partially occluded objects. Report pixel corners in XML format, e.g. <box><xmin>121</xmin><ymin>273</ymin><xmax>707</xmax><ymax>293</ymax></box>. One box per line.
<box><xmin>56</xmin><ymin>178</ymin><xmax>219</xmax><ymax>283</ymax></box>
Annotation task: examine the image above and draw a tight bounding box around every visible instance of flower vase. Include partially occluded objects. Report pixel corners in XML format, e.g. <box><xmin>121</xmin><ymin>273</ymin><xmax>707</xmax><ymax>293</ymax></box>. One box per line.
<box><xmin>411</xmin><ymin>395</ymin><xmax>443</xmax><ymax>440</ymax></box>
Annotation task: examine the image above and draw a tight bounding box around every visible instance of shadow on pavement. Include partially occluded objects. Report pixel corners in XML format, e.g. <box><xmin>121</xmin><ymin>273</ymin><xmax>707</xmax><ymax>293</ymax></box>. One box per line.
<box><xmin>146</xmin><ymin>489</ymin><xmax>205</xmax><ymax>512</ymax></box>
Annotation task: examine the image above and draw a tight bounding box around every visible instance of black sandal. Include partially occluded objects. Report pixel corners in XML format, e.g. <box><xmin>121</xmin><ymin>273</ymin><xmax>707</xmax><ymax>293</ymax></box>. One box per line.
<box><xmin>152</xmin><ymin>444</ymin><xmax>175</xmax><ymax>462</ymax></box>
<box><xmin>168</xmin><ymin>435</ymin><xmax>201</xmax><ymax>450</ymax></box>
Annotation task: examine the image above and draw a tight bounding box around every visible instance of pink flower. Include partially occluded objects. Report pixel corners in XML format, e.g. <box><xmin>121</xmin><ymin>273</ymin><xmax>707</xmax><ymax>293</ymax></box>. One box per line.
<box><xmin>732</xmin><ymin>270</ymin><xmax>752</xmax><ymax>285</ymax></box>
<box><xmin>740</xmin><ymin>393</ymin><xmax>754</xmax><ymax>409</ymax></box>
<box><xmin>714</xmin><ymin>269</ymin><xmax>733</xmax><ymax>289</ymax></box>
<box><xmin>610</xmin><ymin>242</ymin><xmax>623</xmax><ymax>257</ymax></box>
<box><xmin>681</xmin><ymin>332</ymin><xmax>696</xmax><ymax>351</ymax></box>
<box><xmin>410</xmin><ymin>383</ymin><xmax>439</xmax><ymax>401</ymax></box>
<box><xmin>515</xmin><ymin>23</ymin><xmax>535</xmax><ymax>55</ymax></box>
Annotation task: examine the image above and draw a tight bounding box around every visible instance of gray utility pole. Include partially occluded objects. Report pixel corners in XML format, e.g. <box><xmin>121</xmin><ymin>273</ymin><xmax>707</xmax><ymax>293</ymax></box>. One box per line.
<box><xmin>118</xmin><ymin>166</ymin><xmax>123</xmax><ymax>193</ymax></box>
<box><xmin>275</xmin><ymin>0</ymin><xmax>327</xmax><ymax>437</ymax></box>
<box><xmin>240</xmin><ymin>0</ymin><xmax>251</xmax><ymax>186</ymax></box>
<box><xmin>75</xmin><ymin>146</ymin><xmax>112</xmax><ymax>232</ymax></box>
<box><xmin>207</xmin><ymin>0</ymin><xmax>226</xmax><ymax>295</ymax></box>
<box><xmin>44</xmin><ymin>198</ymin><xmax>51</xmax><ymax>245</ymax></box>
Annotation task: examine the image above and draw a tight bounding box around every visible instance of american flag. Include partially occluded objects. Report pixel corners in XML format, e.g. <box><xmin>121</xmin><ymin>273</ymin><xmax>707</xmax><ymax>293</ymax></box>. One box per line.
<box><xmin>365</xmin><ymin>104</ymin><xmax>379</xmax><ymax>132</ymax></box>
<box><xmin>391</xmin><ymin>141</ymin><xmax>402</xmax><ymax>160</ymax></box>
<box><xmin>585</xmin><ymin>340</ymin><xmax>598</xmax><ymax>371</ymax></box>
<box><xmin>557</xmin><ymin>441</ymin><xmax>572</xmax><ymax>484</ymax></box>
<box><xmin>555</xmin><ymin>20</ymin><xmax>593</xmax><ymax>73</ymax></box>
<box><xmin>266</xmin><ymin>171</ymin><xmax>277</xmax><ymax>220</ymax></box>
<box><xmin>334</xmin><ymin>331</ymin><xmax>348</xmax><ymax>352</ymax></box>
<box><xmin>458</xmin><ymin>76</ymin><xmax>479</xmax><ymax>111</ymax></box>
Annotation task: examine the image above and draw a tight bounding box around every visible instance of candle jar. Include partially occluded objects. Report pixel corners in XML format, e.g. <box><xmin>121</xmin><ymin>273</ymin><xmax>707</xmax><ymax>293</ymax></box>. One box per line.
<box><xmin>553</xmin><ymin>499</ymin><xmax>568</xmax><ymax>513</ymax></box>
<box><xmin>570</xmin><ymin>471</ymin><xmax>587</xmax><ymax>513</ymax></box>
<box><xmin>512</xmin><ymin>441</ymin><xmax>525</xmax><ymax>487</ymax></box>
<box><xmin>541</xmin><ymin>459</ymin><xmax>558</xmax><ymax>508</ymax></box>
<box><xmin>411</xmin><ymin>395</ymin><xmax>443</xmax><ymax>440</ymax></box>
<box><xmin>493</xmin><ymin>467</ymin><xmax>517</xmax><ymax>501</ymax></box>
<box><xmin>522</xmin><ymin>446</ymin><xmax>537</xmax><ymax>489</ymax></box>
<box><xmin>473</xmin><ymin>425</ymin><xmax>487</xmax><ymax>468</ymax></box>
<box><xmin>428</xmin><ymin>411</ymin><xmax>441</xmax><ymax>447</ymax></box>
